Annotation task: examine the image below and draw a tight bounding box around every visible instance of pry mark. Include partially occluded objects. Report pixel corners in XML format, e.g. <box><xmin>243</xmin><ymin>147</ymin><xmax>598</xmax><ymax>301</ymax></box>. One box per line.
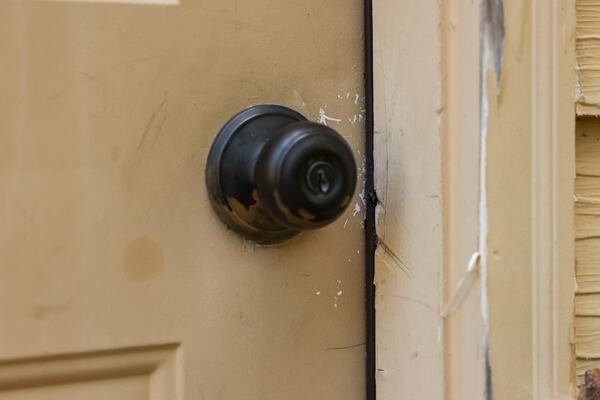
<box><xmin>377</xmin><ymin>237</ymin><xmax>413</xmax><ymax>277</ymax></box>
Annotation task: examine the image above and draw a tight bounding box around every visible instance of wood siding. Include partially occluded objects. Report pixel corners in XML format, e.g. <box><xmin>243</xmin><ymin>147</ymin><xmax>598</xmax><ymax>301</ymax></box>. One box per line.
<box><xmin>577</xmin><ymin>0</ymin><xmax>600</xmax><ymax>115</ymax></box>
<box><xmin>576</xmin><ymin>118</ymin><xmax>600</xmax><ymax>375</ymax></box>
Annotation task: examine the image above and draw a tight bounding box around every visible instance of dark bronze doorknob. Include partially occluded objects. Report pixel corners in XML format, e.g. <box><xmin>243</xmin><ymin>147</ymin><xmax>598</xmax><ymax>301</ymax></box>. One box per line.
<box><xmin>205</xmin><ymin>104</ymin><xmax>357</xmax><ymax>243</ymax></box>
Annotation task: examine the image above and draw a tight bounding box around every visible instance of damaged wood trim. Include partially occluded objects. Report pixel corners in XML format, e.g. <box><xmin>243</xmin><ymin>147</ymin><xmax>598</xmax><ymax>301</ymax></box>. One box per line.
<box><xmin>479</xmin><ymin>2</ymin><xmax>505</xmax><ymax>399</ymax></box>
<box><xmin>479</xmin><ymin>0</ymin><xmax>575</xmax><ymax>398</ymax></box>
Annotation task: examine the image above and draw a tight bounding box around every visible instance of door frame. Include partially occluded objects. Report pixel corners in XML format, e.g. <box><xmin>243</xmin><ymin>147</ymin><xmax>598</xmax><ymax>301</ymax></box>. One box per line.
<box><xmin>363</xmin><ymin>1</ymin><xmax>376</xmax><ymax>399</ymax></box>
<box><xmin>371</xmin><ymin>1</ymin><xmax>576</xmax><ymax>398</ymax></box>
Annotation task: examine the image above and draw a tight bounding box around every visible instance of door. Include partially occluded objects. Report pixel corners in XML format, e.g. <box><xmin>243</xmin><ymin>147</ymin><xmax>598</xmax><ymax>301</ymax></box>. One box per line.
<box><xmin>0</xmin><ymin>1</ymin><xmax>366</xmax><ymax>399</ymax></box>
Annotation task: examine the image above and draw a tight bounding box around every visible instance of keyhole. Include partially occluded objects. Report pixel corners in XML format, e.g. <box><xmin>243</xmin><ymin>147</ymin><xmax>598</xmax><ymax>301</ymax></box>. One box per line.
<box><xmin>306</xmin><ymin>161</ymin><xmax>336</xmax><ymax>195</ymax></box>
<box><xmin>317</xmin><ymin>169</ymin><xmax>330</xmax><ymax>193</ymax></box>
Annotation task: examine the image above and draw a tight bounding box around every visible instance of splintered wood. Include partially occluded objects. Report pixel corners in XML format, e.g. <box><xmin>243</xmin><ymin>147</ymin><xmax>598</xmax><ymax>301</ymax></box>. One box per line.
<box><xmin>577</xmin><ymin>0</ymin><xmax>600</xmax><ymax>115</ymax></box>
<box><xmin>575</xmin><ymin>119</ymin><xmax>600</xmax><ymax>376</ymax></box>
<box><xmin>578</xmin><ymin>369</ymin><xmax>600</xmax><ymax>400</ymax></box>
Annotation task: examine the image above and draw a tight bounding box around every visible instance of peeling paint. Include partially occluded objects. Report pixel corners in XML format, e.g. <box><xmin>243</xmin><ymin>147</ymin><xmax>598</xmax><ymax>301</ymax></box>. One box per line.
<box><xmin>359</xmin><ymin>189</ymin><xmax>366</xmax><ymax>206</ymax></box>
<box><xmin>479</xmin><ymin>0</ymin><xmax>504</xmax><ymax>399</ymax></box>
<box><xmin>375</xmin><ymin>203</ymin><xmax>384</xmax><ymax>226</ymax></box>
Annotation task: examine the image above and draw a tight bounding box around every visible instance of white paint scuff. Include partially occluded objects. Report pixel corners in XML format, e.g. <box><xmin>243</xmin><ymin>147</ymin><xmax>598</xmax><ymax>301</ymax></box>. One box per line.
<box><xmin>441</xmin><ymin>252</ymin><xmax>481</xmax><ymax>317</ymax></box>
<box><xmin>317</xmin><ymin>107</ymin><xmax>341</xmax><ymax>126</ymax></box>
<box><xmin>353</xmin><ymin>203</ymin><xmax>361</xmax><ymax>216</ymax></box>
<box><xmin>333</xmin><ymin>279</ymin><xmax>343</xmax><ymax>309</ymax></box>
<box><xmin>375</xmin><ymin>203</ymin><xmax>384</xmax><ymax>227</ymax></box>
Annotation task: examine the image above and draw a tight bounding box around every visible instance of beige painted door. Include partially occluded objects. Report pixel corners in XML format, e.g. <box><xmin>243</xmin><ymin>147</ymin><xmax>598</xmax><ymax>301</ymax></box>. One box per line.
<box><xmin>0</xmin><ymin>1</ymin><xmax>366</xmax><ymax>399</ymax></box>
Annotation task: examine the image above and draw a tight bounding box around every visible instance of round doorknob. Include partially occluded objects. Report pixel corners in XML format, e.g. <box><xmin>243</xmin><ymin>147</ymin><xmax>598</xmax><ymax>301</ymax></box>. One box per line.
<box><xmin>205</xmin><ymin>104</ymin><xmax>357</xmax><ymax>243</ymax></box>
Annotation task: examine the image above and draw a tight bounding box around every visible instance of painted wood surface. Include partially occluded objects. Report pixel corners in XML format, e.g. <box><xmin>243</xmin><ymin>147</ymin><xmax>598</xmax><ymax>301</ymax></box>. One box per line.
<box><xmin>0</xmin><ymin>2</ymin><xmax>366</xmax><ymax>399</ymax></box>
<box><xmin>485</xmin><ymin>1</ymin><xmax>575</xmax><ymax>398</ymax></box>
<box><xmin>577</xmin><ymin>0</ymin><xmax>600</xmax><ymax>115</ymax></box>
<box><xmin>440</xmin><ymin>0</ymin><xmax>485</xmax><ymax>399</ymax></box>
<box><xmin>373</xmin><ymin>1</ymin><xmax>444</xmax><ymax>398</ymax></box>
<box><xmin>374</xmin><ymin>1</ymin><xmax>575</xmax><ymax>398</ymax></box>
<box><xmin>576</xmin><ymin>119</ymin><xmax>600</xmax><ymax>375</ymax></box>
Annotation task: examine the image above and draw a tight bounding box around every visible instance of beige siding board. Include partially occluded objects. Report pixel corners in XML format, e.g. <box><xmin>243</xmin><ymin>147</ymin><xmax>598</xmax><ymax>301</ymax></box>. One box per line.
<box><xmin>576</xmin><ymin>214</ymin><xmax>600</xmax><ymax>239</ymax></box>
<box><xmin>575</xmin><ymin>118</ymin><xmax>600</xmax><ymax>379</ymax></box>
<box><xmin>576</xmin><ymin>238</ymin><xmax>600</xmax><ymax>276</ymax></box>
<box><xmin>575</xmin><ymin>176</ymin><xmax>600</xmax><ymax>214</ymax></box>
<box><xmin>577</xmin><ymin>273</ymin><xmax>600</xmax><ymax>294</ymax></box>
<box><xmin>576</xmin><ymin>176</ymin><xmax>600</xmax><ymax>198</ymax></box>
<box><xmin>576</xmin><ymin>294</ymin><xmax>600</xmax><ymax>316</ymax></box>
<box><xmin>575</xmin><ymin>229</ymin><xmax>600</xmax><ymax>293</ymax></box>
<box><xmin>576</xmin><ymin>118</ymin><xmax>600</xmax><ymax>175</ymax></box>
<box><xmin>575</xmin><ymin>317</ymin><xmax>600</xmax><ymax>357</ymax></box>
<box><xmin>576</xmin><ymin>123</ymin><xmax>600</xmax><ymax>287</ymax></box>
<box><xmin>576</xmin><ymin>0</ymin><xmax>600</xmax><ymax>115</ymax></box>
<box><xmin>577</xmin><ymin>358</ymin><xmax>600</xmax><ymax>376</ymax></box>
<box><xmin>576</xmin><ymin>206</ymin><xmax>600</xmax><ymax>217</ymax></box>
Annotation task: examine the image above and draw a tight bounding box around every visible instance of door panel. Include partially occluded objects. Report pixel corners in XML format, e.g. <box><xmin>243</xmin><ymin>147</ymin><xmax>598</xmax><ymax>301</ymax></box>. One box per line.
<box><xmin>0</xmin><ymin>1</ymin><xmax>365</xmax><ymax>399</ymax></box>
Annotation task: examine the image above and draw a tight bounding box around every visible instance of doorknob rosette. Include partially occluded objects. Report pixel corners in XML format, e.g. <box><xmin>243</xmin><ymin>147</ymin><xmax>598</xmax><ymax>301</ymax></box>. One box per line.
<box><xmin>205</xmin><ymin>104</ymin><xmax>356</xmax><ymax>244</ymax></box>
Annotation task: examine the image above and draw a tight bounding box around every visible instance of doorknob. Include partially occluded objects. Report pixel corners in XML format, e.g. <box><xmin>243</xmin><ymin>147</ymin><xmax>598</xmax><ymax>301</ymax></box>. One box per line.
<box><xmin>205</xmin><ymin>104</ymin><xmax>357</xmax><ymax>243</ymax></box>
